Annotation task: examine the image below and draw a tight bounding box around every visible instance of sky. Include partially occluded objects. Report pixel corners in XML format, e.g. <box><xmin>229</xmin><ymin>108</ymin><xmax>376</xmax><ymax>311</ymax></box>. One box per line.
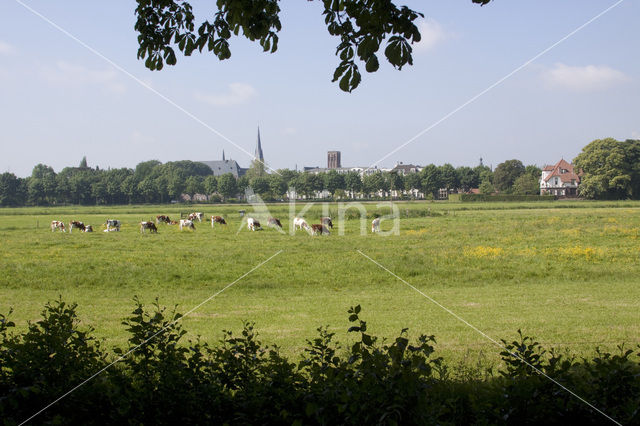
<box><xmin>0</xmin><ymin>0</ymin><xmax>638</xmax><ymax>177</ymax></box>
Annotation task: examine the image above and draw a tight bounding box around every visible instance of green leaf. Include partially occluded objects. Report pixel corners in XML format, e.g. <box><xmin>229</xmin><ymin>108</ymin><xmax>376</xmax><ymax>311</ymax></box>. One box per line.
<box><xmin>365</xmin><ymin>55</ymin><xmax>379</xmax><ymax>73</ymax></box>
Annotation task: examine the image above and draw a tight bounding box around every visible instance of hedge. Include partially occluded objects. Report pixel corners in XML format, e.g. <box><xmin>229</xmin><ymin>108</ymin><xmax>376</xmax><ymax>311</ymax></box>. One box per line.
<box><xmin>1</xmin><ymin>299</ymin><xmax>638</xmax><ymax>425</ymax></box>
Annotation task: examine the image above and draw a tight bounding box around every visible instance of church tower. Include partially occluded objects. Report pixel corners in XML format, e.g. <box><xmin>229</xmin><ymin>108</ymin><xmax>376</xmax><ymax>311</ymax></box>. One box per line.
<box><xmin>255</xmin><ymin>127</ymin><xmax>264</xmax><ymax>163</ymax></box>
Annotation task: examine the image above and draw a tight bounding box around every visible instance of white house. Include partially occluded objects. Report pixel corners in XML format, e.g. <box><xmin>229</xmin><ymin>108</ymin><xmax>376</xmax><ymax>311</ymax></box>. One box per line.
<box><xmin>540</xmin><ymin>159</ymin><xmax>582</xmax><ymax>197</ymax></box>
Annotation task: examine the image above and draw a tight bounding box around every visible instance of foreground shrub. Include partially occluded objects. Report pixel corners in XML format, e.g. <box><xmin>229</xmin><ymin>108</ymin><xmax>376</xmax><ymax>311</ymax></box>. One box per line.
<box><xmin>0</xmin><ymin>299</ymin><xmax>639</xmax><ymax>425</ymax></box>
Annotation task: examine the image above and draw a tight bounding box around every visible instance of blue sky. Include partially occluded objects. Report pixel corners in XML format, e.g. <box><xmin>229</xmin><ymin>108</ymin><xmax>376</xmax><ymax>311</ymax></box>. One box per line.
<box><xmin>1</xmin><ymin>0</ymin><xmax>638</xmax><ymax>177</ymax></box>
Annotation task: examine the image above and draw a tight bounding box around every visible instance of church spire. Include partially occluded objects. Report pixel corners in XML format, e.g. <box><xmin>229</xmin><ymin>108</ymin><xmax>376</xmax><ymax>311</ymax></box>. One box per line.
<box><xmin>222</xmin><ymin>149</ymin><xmax>225</xmax><ymax>161</ymax></box>
<box><xmin>255</xmin><ymin>127</ymin><xmax>264</xmax><ymax>163</ymax></box>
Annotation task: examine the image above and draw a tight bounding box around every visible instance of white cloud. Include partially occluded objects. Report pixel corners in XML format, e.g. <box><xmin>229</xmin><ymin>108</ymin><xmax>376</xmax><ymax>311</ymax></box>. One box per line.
<box><xmin>41</xmin><ymin>61</ymin><xmax>125</xmax><ymax>94</ymax></box>
<box><xmin>632</xmin><ymin>131</ymin><xmax>640</xmax><ymax>140</ymax></box>
<box><xmin>0</xmin><ymin>41</ymin><xmax>15</xmax><ymax>55</ymax></box>
<box><xmin>541</xmin><ymin>63</ymin><xmax>628</xmax><ymax>92</ymax></box>
<box><xmin>414</xmin><ymin>19</ymin><xmax>447</xmax><ymax>52</ymax></box>
<box><xmin>195</xmin><ymin>83</ymin><xmax>257</xmax><ymax>106</ymax></box>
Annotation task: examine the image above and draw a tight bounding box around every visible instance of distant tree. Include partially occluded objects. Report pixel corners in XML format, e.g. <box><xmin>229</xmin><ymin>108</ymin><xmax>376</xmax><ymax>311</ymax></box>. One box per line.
<box><xmin>474</xmin><ymin>164</ymin><xmax>491</xmax><ymax>183</ymax></box>
<box><xmin>324</xmin><ymin>170</ymin><xmax>345</xmax><ymax>196</ymax></box>
<box><xmin>236</xmin><ymin>175</ymin><xmax>250</xmax><ymax>195</ymax></box>
<box><xmin>0</xmin><ymin>172</ymin><xmax>21</xmax><ymax>206</ymax></box>
<box><xmin>137</xmin><ymin>178</ymin><xmax>158</xmax><ymax>203</ymax></box>
<box><xmin>363</xmin><ymin>173</ymin><xmax>385</xmax><ymax>197</ymax></box>
<box><xmin>344</xmin><ymin>171</ymin><xmax>363</xmax><ymax>196</ymax></box>
<box><xmin>512</xmin><ymin>173</ymin><xmax>540</xmax><ymax>195</ymax></box>
<box><xmin>493</xmin><ymin>159</ymin><xmax>525</xmax><ymax>193</ymax></box>
<box><xmin>164</xmin><ymin>160</ymin><xmax>213</xmax><ymax>177</ymax></box>
<box><xmin>387</xmin><ymin>172</ymin><xmax>404</xmax><ymax>198</ymax></box>
<box><xmin>103</xmin><ymin>168</ymin><xmax>133</xmax><ymax>204</ymax></box>
<box><xmin>404</xmin><ymin>173</ymin><xmax>421</xmax><ymax>197</ymax></box>
<box><xmin>91</xmin><ymin>179</ymin><xmax>108</xmax><ymax>204</ymax></box>
<box><xmin>306</xmin><ymin>173</ymin><xmax>324</xmax><ymax>196</ymax></box>
<box><xmin>166</xmin><ymin>171</ymin><xmax>186</xmax><ymax>201</ymax></box>
<box><xmin>479</xmin><ymin>179</ymin><xmax>494</xmax><ymax>195</ymax></box>
<box><xmin>121</xmin><ymin>175</ymin><xmax>139</xmax><ymax>204</ymax></box>
<box><xmin>439</xmin><ymin>163</ymin><xmax>459</xmax><ymax>191</ymax></box>
<box><xmin>268</xmin><ymin>174</ymin><xmax>287</xmax><ymax>198</ymax></box>
<box><xmin>525</xmin><ymin>164</ymin><xmax>542</xmax><ymax>177</ymax></box>
<box><xmin>135</xmin><ymin>160</ymin><xmax>162</xmax><ymax>180</ymax></box>
<box><xmin>79</xmin><ymin>156</ymin><xmax>88</xmax><ymax>169</ymax></box>
<box><xmin>574</xmin><ymin>138</ymin><xmax>640</xmax><ymax>199</ymax></box>
<box><xmin>203</xmin><ymin>175</ymin><xmax>218</xmax><ymax>195</ymax></box>
<box><xmin>456</xmin><ymin>166</ymin><xmax>479</xmax><ymax>192</ymax></box>
<box><xmin>184</xmin><ymin>175</ymin><xmax>204</xmax><ymax>196</ymax></box>
<box><xmin>420</xmin><ymin>164</ymin><xmax>442</xmax><ymax>198</ymax></box>
<box><xmin>245</xmin><ymin>159</ymin><xmax>267</xmax><ymax>180</ymax></box>
<box><xmin>250</xmin><ymin>176</ymin><xmax>270</xmax><ymax>197</ymax></box>
<box><xmin>28</xmin><ymin>164</ymin><xmax>57</xmax><ymax>205</ymax></box>
<box><xmin>217</xmin><ymin>173</ymin><xmax>237</xmax><ymax>201</ymax></box>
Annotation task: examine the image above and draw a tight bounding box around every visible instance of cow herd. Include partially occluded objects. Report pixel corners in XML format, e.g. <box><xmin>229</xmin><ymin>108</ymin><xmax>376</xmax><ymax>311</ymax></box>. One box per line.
<box><xmin>50</xmin><ymin>212</ymin><xmax>383</xmax><ymax>235</ymax></box>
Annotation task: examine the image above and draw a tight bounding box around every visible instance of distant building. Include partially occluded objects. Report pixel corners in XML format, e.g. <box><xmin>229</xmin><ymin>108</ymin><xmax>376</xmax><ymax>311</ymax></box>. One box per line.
<box><xmin>327</xmin><ymin>151</ymin><xmax>341</xmax><ymax>169</ymax></box>
<box><xmin>199</xmin><ymin>127</ymin><xmax>268</xmax><ymax>177</ymax></box>
<box><xmin>199</xmin><ymin>151</ymin><xmax>246</xmax><ymax>177</ymax></box>
<box><xmin>255</xmin><ymin>127</ymin><xmax>264</xmax><ymax>163</ymax></box>
<box><xmin>540</xmin><ymin>159</ymin><xmax>582</xmax><ymax>197</ymax></box>
<box><xmin>303</xmin><ymin>165</ymin><xmax>389</xmax><ymax>176</ymax></box>
<box><xmin>391</xmin><ymin>162</ymin><xmax>422</xmax><ymax>175</ymax></box>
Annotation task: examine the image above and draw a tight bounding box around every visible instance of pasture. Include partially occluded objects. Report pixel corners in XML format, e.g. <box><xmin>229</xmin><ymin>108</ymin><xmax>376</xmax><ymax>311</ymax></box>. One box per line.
<box><xmin>1</xmin><ymin>200</ymin><xmax>639</xmax><ymax>366</ymax></box>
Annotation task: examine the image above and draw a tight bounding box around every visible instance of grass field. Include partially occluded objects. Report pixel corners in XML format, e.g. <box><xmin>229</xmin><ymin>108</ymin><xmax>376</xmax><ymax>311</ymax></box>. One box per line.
<box><xmin>1</xmin><ymin>200</ymin><xmax>639</xmax><ymax>366</ymax></box>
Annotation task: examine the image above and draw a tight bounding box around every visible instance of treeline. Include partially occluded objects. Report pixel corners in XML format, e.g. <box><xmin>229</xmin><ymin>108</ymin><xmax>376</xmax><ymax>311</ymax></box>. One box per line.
<box><xmin>1</xmin><ymin>299</ymin><xmax>639</xmax><ymax>424</ymax></box>
<box><xmin>574</xmin><ymin>138</ymin><xmax>640</xmax><ymax>199</ymax></box>
<box><xmin>0</xmin><ymin>156</ymin><xmax>543</xmax><ymax>206</ymax></box>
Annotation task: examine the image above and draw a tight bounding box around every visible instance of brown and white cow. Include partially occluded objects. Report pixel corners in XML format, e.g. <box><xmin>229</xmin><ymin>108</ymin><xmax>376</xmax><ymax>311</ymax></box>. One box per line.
<box><xmin>188</xmin><ymin>212</ymin><xmax>204</xmax><ymax>222</ymax></box>
<box><xmin>156</xmin><ymin>215</ymin><xmax>171</xmax><ymax>224</ymax></box>
<box><xmin>180</xmin><ymin>219</ymin><xmax>196</xmax><ymax>231</ymax></box>
<box><xmin>140</xmin><ymin>221</ymin><xmax>158</xmax><ymax>233</ymax></box>
<box><xmin>69</xmin><ymin>221</ymin><xmax>85</xmax><ymax>233</ymax></box>
<box><xmin>293</xmin><ymin>217</ymin><xmax>309</xmax><ymax>231</ymax></box>
<box><xmin>321</xmin><ymin>217</ymin><xmax>333</xmax><ymax>229</ymax></box>
<box><xmin>247</xmin><ymin>217</ymin><xmax>261</xmax><ymax>231</ymax></box>
<box><xmin>311</xmin><ymin>224</ymin><xmax>330</xmax><ymax>235</ymax></box>
<box><xmin>211</xmin><ymin>215</ymin><xmax>227</xmax><ymax>228</ymax></box>
<box><xmin>51</xmin><ymin>220</ymin><xmax>66</xmax><ymax>232</ymax></box>
<box><xmin>267</xmin><ymin>217</ymin><xmax>282</xmax><ymax>229</ymax></box>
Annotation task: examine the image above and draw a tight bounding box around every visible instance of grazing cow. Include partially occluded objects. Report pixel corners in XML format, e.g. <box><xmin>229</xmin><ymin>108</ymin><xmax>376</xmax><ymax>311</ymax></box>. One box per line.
<box><xmin>371</xmin><ymin>218</ymin><xmax>381</xmax><ymax>233</ymax></box>
<box><xmin>267</xmin><ymin>217</ymin><xmax>282</xmax><ymax>229</ymax></box>
<box><xmin>180</xmin><ymin>219</ymin><xmax>196</xmax><ymax>231</ymax></box>
<box><xmin>188</xmin><ymin>212</ymin><xmax>204</xmax><ymax>222</ymax></box>
<box><xmin>105</xmin><ymin>219</ymin><xmax>121</xmax><ymax>232</ymax></box>
<box><xmin>293</xmin><ymin>217</ymin><xmax>309</xmax><ymax>231</ymax></box>
<box><xmin>69</xmin><ymin>221</ymin><xmax>85</xmax><ymax>233</ymax></box>
<box><xmin>321</xmin><ymin>217</ymin><xmax>333</xmax><ymax>229</ymax></box>
<box><xmin>50</xmin><ymin>220</ymin><xmax>66</xmax><ymax>232</ymax></box>
<box><xmin>140</xmin><ymin>221</ymin><xmax>158</xmax><ymax>233</ymax></box>
<box><xmin>311</xmin><ymin>224</ymin><xmax>330</xmax><ymax>235</ymax></box>
<box><xmin>211</xmin><ymin>215</ymin><xmax>227</xmax><ymax>228</ymax></box>
<box><xmin>84</xmin><ymin>225</ymin><xmax>93</xmax><ymax>233</ymax></box>
<box><xmin>156</xmin><ymin>215</ymin><xmax>171</xmax><ymax>224</ymax></box>
<box><xmin>247</xmin><ymin>217</ymin><xmax>261</xmax><ymax>231</ymax></box>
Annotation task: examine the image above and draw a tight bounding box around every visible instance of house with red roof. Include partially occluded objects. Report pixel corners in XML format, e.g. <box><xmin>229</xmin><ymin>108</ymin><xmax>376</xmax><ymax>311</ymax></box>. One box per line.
<box><xmin>539</xmin><ymin>159</ymin><xmax>582</xmax><ymax>197</ymax></box>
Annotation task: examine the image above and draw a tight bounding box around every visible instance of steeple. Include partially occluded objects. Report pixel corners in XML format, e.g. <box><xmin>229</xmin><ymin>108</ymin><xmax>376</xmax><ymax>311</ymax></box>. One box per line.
<box><xmin>222</xmin><ymin>150</ymin><xmax>226</xmax><ymax>161</ymax></box>
<box><xmin>255</xmin><ymin>127</ymin><xmax>264</xmax><ymax>163</ymax></box>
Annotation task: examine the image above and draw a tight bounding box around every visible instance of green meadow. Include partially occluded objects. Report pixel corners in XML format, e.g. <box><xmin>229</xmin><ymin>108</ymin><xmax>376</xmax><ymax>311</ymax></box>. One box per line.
<box><xmin>1</xmin><ymin>200</ymin><xmax>639</xmax><ymax>365</ymax></box>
